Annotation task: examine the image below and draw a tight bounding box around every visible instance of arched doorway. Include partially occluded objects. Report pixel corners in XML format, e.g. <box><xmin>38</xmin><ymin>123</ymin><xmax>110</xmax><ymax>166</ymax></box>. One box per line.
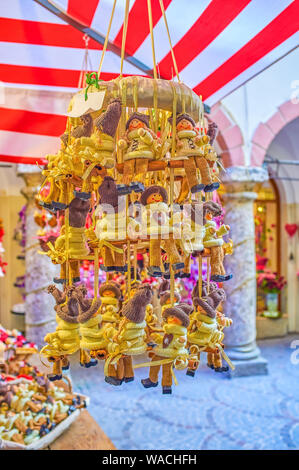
<box><xmin>252</xmin><ymin>113</ymin><xmax>299</xmax><ymax>332</ymax></box>
<box><xmin>254</xmin><ymin>178</ymin><xmax>281</xmax><ymax>317</ymax></box>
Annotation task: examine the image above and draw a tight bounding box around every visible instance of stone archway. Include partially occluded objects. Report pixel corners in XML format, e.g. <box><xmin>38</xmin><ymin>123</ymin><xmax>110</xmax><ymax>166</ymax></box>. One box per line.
<box><xmin>207</xmin><ymin>102</ymin><xmax>245</xmax><ymax>167</ymax></box>
<box><xmin>250</xmin><ymin>100</ymin><xmax>299</xmax><ymax>166</ymax></box>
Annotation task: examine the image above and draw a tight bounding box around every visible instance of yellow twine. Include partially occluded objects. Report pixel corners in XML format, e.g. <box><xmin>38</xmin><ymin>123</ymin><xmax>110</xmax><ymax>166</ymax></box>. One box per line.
<box><xmin>147</xmin><ymin>0</ymin><xmax>157</xmax><ymax>80</ymax></box>
<box><xmin>98</xmin><ymin>0</ymin><xmax>117</xmax><ymax>77</ymax></box>
<box><xmin>120</xmin><ymin>0</ymin><xmax>130</xmax><ymax>77</ymax></box>
<box><xmin>158</xmin><ymin>0</ymin><xmax>180</xmax><ymax>82</ymax></box>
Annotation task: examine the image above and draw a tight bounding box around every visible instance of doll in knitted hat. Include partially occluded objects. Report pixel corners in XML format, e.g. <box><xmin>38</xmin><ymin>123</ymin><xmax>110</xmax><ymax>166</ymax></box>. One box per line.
<box><xmin>187</xmin><ymin>287</ymin><xmax>232</xmax><ymax>376</ymax></box>
<box><xmin>168</xmin><ymin>113</ymin><xmax>219</xmax><ymax>196</ymax></box>
<box><xmin>117</xmin><ymin>112</ymin><xmax>162</xmax><ymax>194</ymax></box>
<box><xmin>49</xmin><ymin>197</ymin><xmax>90</xmax><ymax>284</ymax></box>
<box><xmin>203</xmin><ymin>201</ymin><xmax>233</xmax><ymax>282</ymax></box>
<box><xmin>98</xmin><ymin>281</ymin><xmax>122</xmax><ymax>325</ymax></box>
<box><xmin>179</xmin><ymin>202</ymin><xmax>205</xmax><ymax>278</ymax></box>
<box><xmin>141</xmin><ymin>305</ymin><xmax>190</xmax><ymax>394</ymax></box>
<box><xmin>104</xmin><ymin>284</ymin><xmax>152</xmax><ymax>386</ymax></box>
<box><xmin>140</xmin><ymin>185</ymin><xmax>184</xmax><ymax>277</ymax></box>
<box><xmin>160</xmin><ymin>290</ymin><xmax>181</xmax><ymax>316</ymax></box>
<box><xmin>41</xmin><ymin>284</ymin><xmax>82</xmax><ymax>380</ymax></box>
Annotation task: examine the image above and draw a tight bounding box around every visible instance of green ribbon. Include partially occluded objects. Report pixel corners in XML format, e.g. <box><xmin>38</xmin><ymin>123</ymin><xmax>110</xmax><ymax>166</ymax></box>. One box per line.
<box><xmin>85</xmin><ymin>72</ymin><xmax>101</xmax><ymax>101</ymax></box>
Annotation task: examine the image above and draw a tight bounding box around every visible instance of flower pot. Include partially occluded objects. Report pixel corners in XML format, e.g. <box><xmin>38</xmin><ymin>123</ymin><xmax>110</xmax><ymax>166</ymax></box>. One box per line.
<box><xmin>263</xmin><ymin>292</ymin><xmax>280</xmax><ymax>319</ymax></box>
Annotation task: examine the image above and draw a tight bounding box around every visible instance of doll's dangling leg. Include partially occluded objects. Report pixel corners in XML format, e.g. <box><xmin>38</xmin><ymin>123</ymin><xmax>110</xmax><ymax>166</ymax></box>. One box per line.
<box><xmin>42</xmin><ymin>178</ymin><xmax>60</xmax><ymax>207</ymax></box>
<box><xmin>141</xmin><ymin>353</ymin><xmax>160</xmax><ymax>388</ymax></box>
<box><xmin>207</xmin><ymin>352</ymin><xmax>214</xmax><ymax>369</ymax></box>
<box><xmin>148</xmin><ymin>239</ymin><xmax>163</xmax><ymax>277</ymax></box>
<box><xmin>114</xmin><ymin>250</ymin><xmax>126</xmax><ymax>273</ymax></box>
<box><xmin>210</xmin><ymin>247</ymin><xmax>233</xmax><ymax>282</ymax></box>
<box><xmin>210</xmin><ymin>247</ymin><xmax>222</xmax><ymax>278</ymax></box>
<box><xmin>195</xmin><ymin>156</ymin><xmax>219</xmax><ymax>192</ymax></box>
<box><xmin>61</xmin><ymin>355</ymin><xmax>70</xmax><ymax>371</ymax></box>
<box><xmin>54</xmin><ymin>262</ymin><xmax>67</xmax><ymax>284</ymax></box>
<box><xmin>123</xmin><ymin>355</ymin><xmax>134</xmax><ymax>383</ymax></box>
<box><xmin>48</xmin><ymin>357</ymin><xmax>63</xmax><ymax>381</ymax></box>
<box><xmin>101</xmin><ymin>246</ymin><xmax>115</xmax><ymax>272</ymax></box>
<box><xmin>184</xmin><ymin>157</ymin><xmax>205</xmax><ymax>194</ymax></box>
<box><xmin>52</xmin><ymin>180</ymin><xmax>69</xmax><ymax>210</ymax></box>
<box><xmin>162</xmin><ymin>361</ymin><xmax>173</xmax><ymax>394</ymax></box>
<box><xmin>80</xmin><ymin>348</ymin><xmax>97</xmax><ymax>368</ymax></box>
<box><xmin>163</xmin><ymin>235</ymin><xmax>184</xmax><ymax>272</ymax></box>
<box><xmin>213</xmin><ymin>349</ymin><xmax>228</xmax><ymax>372</ymax></box>
<box><xmin>187</xmin><ymin>352</ymin><xmax>200</xmax><ymax>377</ymax></box>
<box><xmin>105</xmin><ymin>358</ymin><xmax>125</xmax><ymax>386</ymax></box>
<box><xmin>133</xmin><ymin>159</ymin><xmax>149</xmax><ymax>192</ymax></box>
<box><xmin>122</xmin><ymin>160</ymin><xmax>136</xmax><ymax>186</ymax></box>
<box><xmin>177</xmin><ymin>177</ymin><xmax>190</xmax><ymax>204</ymax></box>
<box><xmin>180</xmin><ymin>254</ymin><xmax>191</xmax><ymax>279</ymax></box>
<box><xmin>70</xmin><ymin>260</ymin><xmax>80</xmax><ymax>283</ymax></box>
<box><xmin>220</xmin><ymin>246</ymin><xmax>226</xmax><ymax>276</ymax></box>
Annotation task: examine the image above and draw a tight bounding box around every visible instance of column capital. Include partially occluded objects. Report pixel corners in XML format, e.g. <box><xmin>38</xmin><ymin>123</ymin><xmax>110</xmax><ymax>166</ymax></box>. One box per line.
<box><xmin>17</xmin><ymin>165</ymin><xmax>42</xmax><ymax>202</ymax></box>
<box><xmin>221</xmin><ymin>165</ymin><xmax>268</xmax><ymax>194</ymax></box>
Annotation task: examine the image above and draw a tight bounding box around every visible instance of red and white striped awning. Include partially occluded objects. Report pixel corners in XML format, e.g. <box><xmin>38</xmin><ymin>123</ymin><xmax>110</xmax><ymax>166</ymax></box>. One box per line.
<box><xmin>1</xmin><ymin>0</ymin><xmax>298</xmax><ymax>164</ymax></box>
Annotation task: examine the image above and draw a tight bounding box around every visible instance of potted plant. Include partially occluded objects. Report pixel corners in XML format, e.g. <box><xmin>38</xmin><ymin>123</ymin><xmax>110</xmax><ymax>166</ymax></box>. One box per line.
<box><xmin>257</xmin><ymin>269</ymin><xmax>287</xmax><ymax>318</ymax></box>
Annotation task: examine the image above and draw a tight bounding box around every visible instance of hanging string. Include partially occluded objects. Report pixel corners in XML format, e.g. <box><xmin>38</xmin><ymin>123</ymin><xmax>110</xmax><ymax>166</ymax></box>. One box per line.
<box><xmin>147</xmin><ymin>0</ymin><xmax>157</xmax><ymax>80</ymax></box>
<box><xmin>98</xmin><ymin>0</ymin><xmax>118</xmax><ymax>78</ymax></box>
<box><xmin>158</xmin><ymin>0</ymin><xmax>180</xmax><ymax>82</ymax></box>
<box><xmin>78</xmin><ymin>34</ymin><xmax>93</xmax><ymax>89</ymax></box>
<box><xmin>120</xmin><ymin>0</ymin><xmax>130</xmax><ymax>77</ymax></box>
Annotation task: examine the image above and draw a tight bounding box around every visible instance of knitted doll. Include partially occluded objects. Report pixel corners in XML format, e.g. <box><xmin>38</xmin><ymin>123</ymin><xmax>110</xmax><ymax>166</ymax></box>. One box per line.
<box><xmin>160</xmin><ymin>289</ymin><xmax>181</xmax><ymax>316</ymax></box>
<box><xmin>141</xmin><ymin>305</ymin><xmax>190</xmax><ymax>394</ymax></box>
<box><xmin>140</xmin><ymin>185</ymin><xmax>184</xmax><ymax>277</ymax></box>
<box><xmin>48</xmin><ymin>197</ymin><xmax>90</xmax><ymax>284</ymax></box>
<box><xmin>192</xmin><ymin>279</ymin><xmax>218</xmax><ymax>303</ymax></box>
<box><xmin>203</xmin><ymin>201</ymin><xmax>233</xmax><ymax>282</ymax></box>
<box><xmin>117</xmin><ymin>112</ymin><xmax>161</xmax><ymax>193</ymax></box>
<box><xmin>187</xmin><ymin>288</ymin><xmax>232</xmax><ymax>376</ymax></box>
<box><xmin>104</xmin><ymin>284</ymin><xmax>152</xmax><ymax>386</ymax></box>
<box><xmin>72</xmin><ymin>285</ymin><xmax>103</xmax><ymax>367</ymax></box>
<box><xmin>168</xmin><ymin>113</ymin><xmax>219</xmax><ymax>194</ymax></box>
<box><xmin>40</xmin><ymin>285</ymin><xmax>81</xmax><ymax>380</ymax></box>
<box><xmin>95</xmin><ymin>176</ymin><xmax>127</xmax><ymax>272</ymax></box>
<box><xmin>180</xmin><ymin>202</ymin><xmax>205</xmax><ymax>277</ymax></box>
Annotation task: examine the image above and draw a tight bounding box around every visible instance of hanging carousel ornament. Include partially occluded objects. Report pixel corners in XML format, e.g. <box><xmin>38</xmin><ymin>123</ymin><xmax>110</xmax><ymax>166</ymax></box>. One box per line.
<box><xmin>36</xmin><ymin>0</ymin><xmax>235</xmax><ymax>391</ymax></box>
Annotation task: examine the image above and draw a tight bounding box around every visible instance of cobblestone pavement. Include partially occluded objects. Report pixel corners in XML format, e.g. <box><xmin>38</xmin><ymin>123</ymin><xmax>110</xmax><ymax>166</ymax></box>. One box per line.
<box><xmin>69</xmin><ymin>334</ymin><xmax>299</xmax><ymax>450</ymax></box>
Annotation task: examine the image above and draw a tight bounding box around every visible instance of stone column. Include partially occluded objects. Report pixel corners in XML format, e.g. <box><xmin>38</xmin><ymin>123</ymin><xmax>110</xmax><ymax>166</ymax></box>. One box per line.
<box><xmin>17</xmin><ymin>165</ymin><xmax>59</xmax><ymax>348</ymax></box>
<box><xmin>221</xmin><ymin>166</ymin><xmax>269</xmax><ymax>377</ymax></box>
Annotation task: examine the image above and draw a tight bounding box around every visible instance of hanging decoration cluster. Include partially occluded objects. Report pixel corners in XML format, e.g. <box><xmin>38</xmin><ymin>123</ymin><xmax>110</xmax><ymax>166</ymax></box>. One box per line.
<box><xmin>37</xmin><ymin>0</ymin><xmax>235</xmax><ymax>395</ymax></box>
